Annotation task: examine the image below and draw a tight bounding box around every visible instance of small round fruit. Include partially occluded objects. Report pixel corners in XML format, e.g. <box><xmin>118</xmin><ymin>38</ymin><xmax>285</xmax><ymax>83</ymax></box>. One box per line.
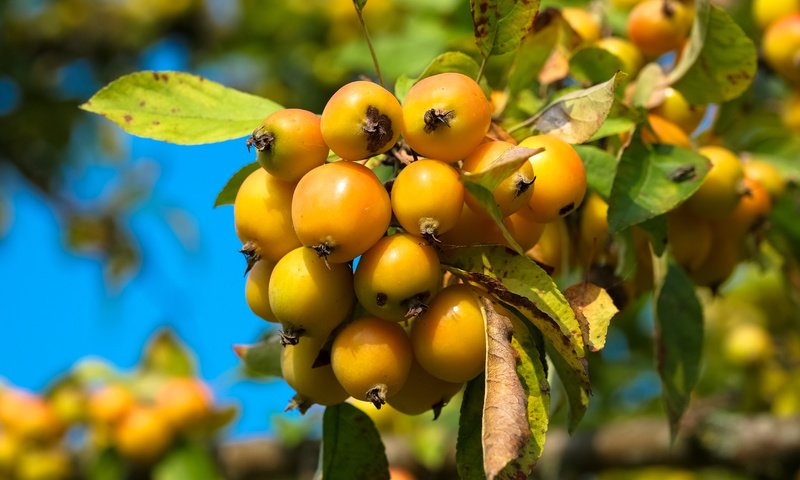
<box><xmin>401</xmin><ymin>73</ymin><xmax>492</xmax><ymax>162</ymax></box>
<box><xmin>594</xmin><ymin>37</ymin><xmax>644</xmax><ymax>76</ymax></box>
<box><xmin>462</xmin><ymin>141</ymin><xmax>535</xmax><ymax>217</ymax></box>
<box><xmin>684</xmin><ymin>146</ymin><xmax>745</xmax><ymax>218</ymax></box>
<box><xmin>281</xmin><ymin>337</ymin><xmax>349</xmax><ymax>408</ymax></box>
<box><xmin>754</xmin><ymin>0</ymin><xmax>800</xmax><ymax>29</ymax></box>
<box><xmin>391</xmin><ymin>159</ymin><xmax>464</xmax><ymax>238</ymax></box>
<box><xmin>713</xmin><ymin>176</ymin><xmax>772</xmax><ymax>237</ymax></box>
<box><xmin>320</xmin><ymin>81</ymin><xmax>402</xmax><ymax>160</ymax></box>
<box><xmin>15</xmin><ymin>448</ymin><xmax>71</xmax><ymax>480</ymax></box>
<box><xmin>234</xmin><ymin>168</ymin><xmax>300</xmax><ymax>263</ymax></box>
<box><xmin>269</xmin><ymin>246</ymin><xmax>355</xmax><ymax>341</ymax></box>
<box><xmin>763</xmin><ymin>14</ymin><xmax>800</xmax><ymax>83</ymax></box>
<box><xmin>689</xmin><ymin>231</ymin><xmax>742</xmax><ymax>287</ymax></box>
<box><xmin>155</xmin><ymin>378</ymin><xmax>213</xmax><ymax>431</ymax></box>
<box><xmin>331</xmin><ymin>316</ymin><xmax>413</xmax><ymax>407</ymax></box>
<box><xmin>0</xmin><ymin>432</ymin><xmax>19</xmax><ymax>471</ymax></box>
<box><xmin>642</xmin><ymin>114</ymin><xmax>692</xmax><ymax>148</ymax></box>
<box><xmin>782</xmin><ymin>90</ymin><xmax>800</xmax><ymax>133</ymax></box>
<box><xmin>245</xmin><ymin>260</ymin><xmax>278</xmax><ymax>322</ymax></box>
<box><xmin>88</xmin><ymin>385</ymin><xmax>135</xmax><ymax>426</ymax></box>
<box><xmin>411</xmin><ymin>285</ymin><xmax>486</xmax><ymax>383</ymax></box>
<box><xmin>526</xmin><ymin>219</ymin><xmax>566</xmax><ymax>276</ymax></box>
<box><xmin>292</xmin><ymin>161</ymin><xmax>391</xmax><ymax>263</ymax></box>
<box><xmin>651</xmin><ymin>88</ymin><xmax>706</xmax><ymax>134</ymax></box>
<box><xmin>578</xmin><ymin>193</ymin><xmax>611</xmax><ymax>265</ymax></box>
<box><xmin>744</xmin><ymin>158</ymin><xmax>786</xmax><ymax>197</ymax></box>
<box><xmin>626</xmin><ymin>0</ymin><xmax>692</xmax><ymax>58</ymax></box>
<box><xmin>248</xmin><ymin>109</ymin><xmax>329</xmax><ymax>182</ymax></box>
<box><xmin>114</xmin><ymin>407</ymin><xmax>173</xmax><ymax>463</ymax></box>
<box><xmin>562</xmin><ymin>7</ymin><xmax>601</xmax><ymax>42</ymax></box>
<box><xmin>666</xmin><ymin>206</ymin><xmax>712</xmax><ymax>272</ymax></box>
<box><xmin>519</xmin><ymin>134</ymin><xmax>587</xmax><ymax>223</ymax></box>
<box><xmin>0</xmin><ymin>390</ymin><xmax>62</xmax><ymax>442</ymax></box>
<box><xmin>505</xmin><ymin>209</ymin><xmax>546</xmax><ymax>251</ymax></box>
<box><xmin>387</xmin><ymin>358</ymin><xmax>462</xmax><ymax>416</ymax></box>
<box><xmin>724</xmin><ymin>323</ymin><xmax>774</xmax><ymax>366</ymax></box>
<box><xmin>354</xmin><ymin>234</ymin><xmax>441</xmax><ymax>322</ymax></box>
<box><xmin>439</xmin><ymin>202</ymin><xmax>505</xmax><ymax>246</ymax></box>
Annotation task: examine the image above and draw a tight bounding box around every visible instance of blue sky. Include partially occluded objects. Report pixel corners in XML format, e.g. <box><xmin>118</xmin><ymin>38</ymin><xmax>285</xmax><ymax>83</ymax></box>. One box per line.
<box><xmin>0</xmin><ymin>38</ymin><xmax>303</xmax><ymax>439</ymax></box>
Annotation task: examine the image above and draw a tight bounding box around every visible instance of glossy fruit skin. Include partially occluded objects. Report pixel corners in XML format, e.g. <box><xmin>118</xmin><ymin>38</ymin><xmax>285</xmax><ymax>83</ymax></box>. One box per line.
<box><xmin>269</xmin><ymin>246</ymin><xmax>355</xmax><ymax>339</ymax></box>
<box><xmin>684</xmin><ymin>146</ymin><xmax>745</xmax><ymax>219</ymax></box>
<box><xmin>88</xmin><ymin>385</ymin><xmax>136</xmax><ymax>426</ymax></box>
<box><xmin>462</xmin><ymin>141</ymin><xmax>535</xmax><ymax>217</ymax></box>
<box><xmin>626</xmin><ymin>0</ymin><xmax>692</xmax><ymax>58</ymax></box>
<box><xmin>292</xmin><ymin>161</ymin><xmax>391</xmax><ymax>263</ymax></box>
<box><xmin>519</xmin><ymin>134</ymin><xmax>587</xmax><ymax>223</ymax></box>
<box><xmin>713</xmin><ymin>177</ymin><xmax>771</xmax><ymax>238</ymax></box>
<box><xmin>744</xmin><ymin>159</ymin><xmax>786</xmax><ymax>197</ymax></box>
<box><xmin>114</xmin><ymin>407</ymin><xmax>173</xmax><ymax>463</ymax></box>
<box><xmin>234</xmin><ymin>168</ymin><xmax>300</xmax><ymax>262</ymax></box>
<box><xmin>666</xmin><ymin>206</ymin><xmax>712</xmax><ymax>271</ymax></box>
<box><xmin>595</xmin><ymin>37</ymin><xmax>645</xmax><ymax>76</ymax></box>
<box><xmin>754</xmin><ymin>0</ymin><xmax>800</xmax><ymax>29</ymax></box>
<box><xmin>562</xmin><ymin>7</ymin><xmax>601</xmax><ymax>42</ymax></box>
<box><xmin>391</xmin><ymin>159</ymin><xmax>464</xmax><ymax>238</ymax></box>
<box><xmin>281</xmin><ymin>337</ymin><xmax>349</xmax><ymax>406</ymax></box>
<box><xmin>439</xmin><ymin>202</ymin><xmax>505</xmax><ymax>246</ymax></box>
<box><xmin>245</xmin><ymin>260</ymin><xmax>277</xmax><ymax>322</ymax></box>
<box><xmin>578</xmin><ymin>193</ymin><xmax>611</xmax><ymax>266</ymax></box>
<box><xmin>402</xmin><ymin>73</ymin><xmax>492</xmax><ymax>162</ymax></box>
<box><xmin>251</xmin><ymin>109</ymin><xmax>329</xmax><ymax>182</ymax></box>
<box><xmin>410</xmin><ymin>284</ymin><xmax>486</xmax><ymax>383</ymax></box>
<box><xmin>331</xmin><ymin>316</ymin><xmax>413</xmax><ymax>402</ymax></box>
<box><xmin>689</xmin><ymin>229</ymin><xmax>742</xmax><ymax>287</ymax></box>
<box><xmin>354</xmin><ymin>234</ymin><xmax>442</xmax><ymax>322</ymax></box>
<box><xmin>505</xmin><ymin>208</ymin><xmax>546</xmax><ymax>251</ymax></box>
<box><xmin>652</xmin><ymin>88</ymin><xmax>706</xmax><ymax>134</ymax></box>
<box><xmin>526</xmin><ymin>219</ymin><xmax>567</xmax><ymax>276</ymax></box>
<box><xmin>155</xmin><ymin>378</ymin><xmax>213</xmax><ymax>431</ymax></box>
<box><xmin>642</xmin><ymin>114</ymin><xmax>692</xmax><ymax>148</ymax></box>
<box><xmin>763</xmin><ymin>14</ymin><xmax>800</xmax><ymax>83</ymax></box>
<box><xmin>320</xmin><ymin>81</ymin><xmax>402</xmax><ymax>160</ymax></box>
<box><xmin>387</xmin><ymin>358</ymin><xmax>462</xmax><ymax>416</ymax></box>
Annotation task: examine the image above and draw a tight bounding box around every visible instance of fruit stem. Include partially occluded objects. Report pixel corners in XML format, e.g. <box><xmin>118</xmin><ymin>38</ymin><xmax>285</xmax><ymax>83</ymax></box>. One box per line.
<box><xmin>476</xmin><ymin>55</ymin><xmax>488</xmax><ymax>83</ymax></box>
<box><xmin>354</xmin><ymin>4</ymin><xmax>385</xmax><ymax>87</ymax></box>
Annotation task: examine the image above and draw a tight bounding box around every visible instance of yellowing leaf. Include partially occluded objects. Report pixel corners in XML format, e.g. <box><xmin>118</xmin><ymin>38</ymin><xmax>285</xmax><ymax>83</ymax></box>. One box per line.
<box><xmin>564</xmin><ymin>282</ymin><xmax>618</xmax><ymax>352</ymax></box>
<box><xmin>471</xmin><ymin>0</ymin><xmax>540</xmax><ymax>58</ymax></box>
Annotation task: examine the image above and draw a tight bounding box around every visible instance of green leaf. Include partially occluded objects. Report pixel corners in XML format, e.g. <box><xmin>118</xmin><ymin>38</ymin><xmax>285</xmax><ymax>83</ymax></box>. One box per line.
<box><xmin>587</xmin><ymin>116</ymin><xmax>637</xmax><ymax>141</ymax></box>
<box><xmin>631</xmin><ymin>63</ymin><xmax>667</xmax><ymax>109</ymax></box>
<box><xmin>607</xmin><ymin>137</ymin><xmax>712</xmax><ymax>233</ymax></box>
<box><xmin>153</xmin><ymin>442</ymin><xmax>221</xmax><ymax>480</ymax></box>
<box><xmin>546</xmin><ymin>343</ymin><xmax>589</xmax><ymax>432</ymax></box>
<box><xmin>569</xmin><ymin>47</ymin><xmax>623</xmax><ymax>85</ymax></box>
<box><xmin>457</xmin><ymin>376</ymin><xmax>486</xmax><ymax>480</ymax></box>
<box><xmin>321</xmin><ymin>403</ymin><xmax>390</xmax><ymax>480</ymax></box>
<box><xmin>441</xmin><ymin>246</ymin><xmax>589</xmax><ymax>390</ymax></box>
<box><xmin>140</xmin><ymin>329</ymin><xmax>195</xmax><ymax>377</ymax></box>
<box><xmin>88</xmin><ymin>450</ymin><xmax>127</xmax><ymax>480</ymax></box>
<box><xmin>471</xmin><ymin>0</ymin><xmax>540</xmax><ymax>58</ymax></box>
<box><xmin>214</xmin><ymin>162</ymin><xmax>260</xmax><ymax>208</ymax></box>
<box><xmin>639</xmin><ymin>215</ymin><xmax>668</xmax><ymax>256</ymax></box>
<box><xmin>394</xmin><ymin>51</ymin><xmax>483</xmax><ymax>101</ymax></box>
<box><xmin>462</xmin><ymin>183</ymin><xmax>525</xmax><ymax>254</ymax></box>
<box><xmin>462</xmin><ymin>146</ymin><xmax>539</xmax><ymax>192</ymax></box>
<box><xmin>81</xmin><ymin>71</ymin><xmax>282</xmax><ymax>145</ymax></box>
<box><xmin>531</xmin><ymin>73</ymin><xmax>624</xmax><ymax>144</ymax></box>
<box><xmin>574</xmin><ymin>145</ymin><xmax>618</xmax><ymax>199</ymax></box>
<box><xmin>507</xmin><ymin>17</ymin><xmax>560</xmax><ymax>97</ymax></box>
<box><xmin>668</xmin><ymin>1</ymin><xmax>756</xmax><ymax>104</ymax></box>
<box><xmin>353</xmin><ymin>0</ymin><xmax>368</xmax><ymax>11</ymax></box>
<box><xmin>653</xmin><ymin>258</ymin><xmax>703</xmax><ymax>439</ymax></box>
<box><xmin>235</xmin><ymin>331</ymin><xmax>283</xmax><ymax>378</ymax></box>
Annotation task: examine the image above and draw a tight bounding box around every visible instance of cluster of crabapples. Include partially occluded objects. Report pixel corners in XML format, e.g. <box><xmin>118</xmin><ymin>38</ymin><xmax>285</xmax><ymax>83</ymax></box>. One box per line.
<box><xmin>234</xmin><ymin>72</ymin><xmax>588</xmax><ymax>412</ymax></box>
<box><xmin>0</xmin><ymin>377</ymin><xmax>214</xmax><ymax>478</ymax></box>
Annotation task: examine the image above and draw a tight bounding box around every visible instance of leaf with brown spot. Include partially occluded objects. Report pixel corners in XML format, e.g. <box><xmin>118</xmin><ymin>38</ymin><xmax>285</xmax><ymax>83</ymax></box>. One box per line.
<box><xmin>441</xmin><ymin>246</ymin><xmax>589</xmax><ymax>391</ymax></box>
<box><xmin>564</xmin><ymin>282</ymin><xmax>618</xmax><ymax>352</ymax></box>
<box><xmin>667</xmin><ymin>1</ymin><xmax>756</xmax><ymax>103</ymax></box>
<box><xmin>81</xmin><ymin>71</ymin><xmax>282</xmax><ymax>145</ymax></box>
<box><xmin>530</xmin><ymin>73</ymin><xmax>625</xmax><ymax>144</ymax></box>
<box><xmin>471</xmin><ymin>0</ymin><xmax>540</xmax><ymax>58</ymax></box>
<box><xmin>481</xmin><ymin>299</ymin><xmax>549</xmax><ymax>479</ymax></box>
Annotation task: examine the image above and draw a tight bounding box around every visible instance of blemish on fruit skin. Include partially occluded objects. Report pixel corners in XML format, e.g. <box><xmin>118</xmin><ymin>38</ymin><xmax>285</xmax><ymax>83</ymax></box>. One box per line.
<box><xmin>559</xmin><ymin>202</ymin><xmax>575</xmax><ymax>216</ymax></box>
<box><xmin>362</xmin><ymin>105</ymin><xmax>393</xmax><ymax>153</ymax></box>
